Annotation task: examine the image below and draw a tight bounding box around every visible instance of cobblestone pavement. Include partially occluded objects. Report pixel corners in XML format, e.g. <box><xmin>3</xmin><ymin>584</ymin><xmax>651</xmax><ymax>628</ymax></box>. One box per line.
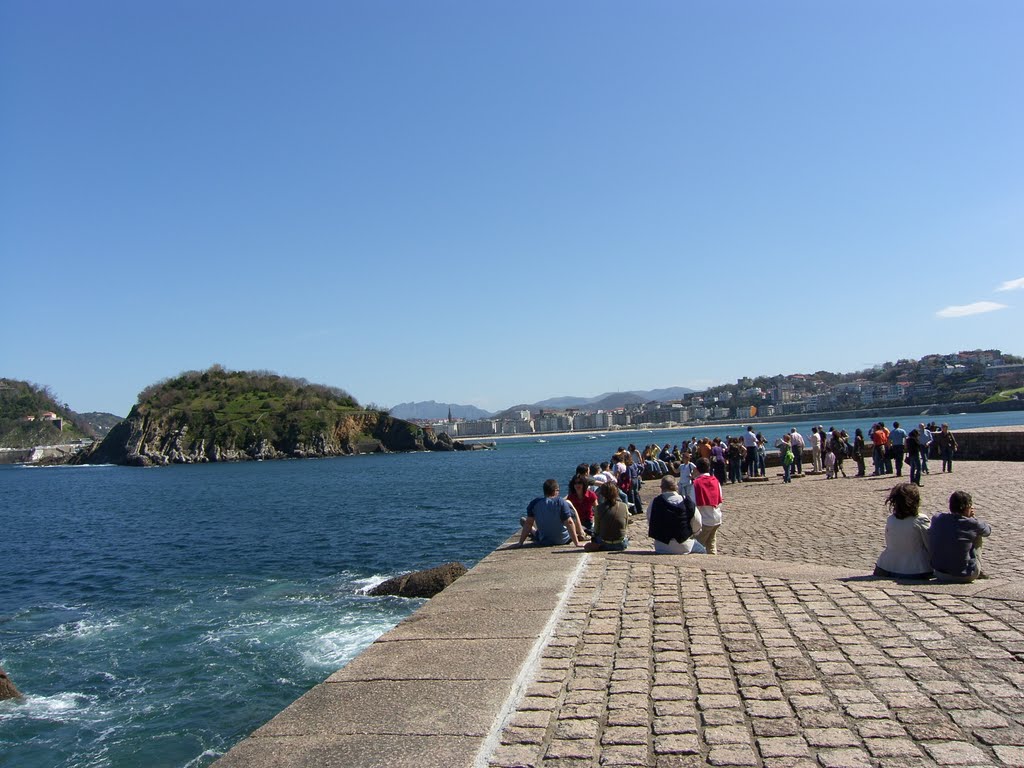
<box><xmin>486</xmin><ymin>462</ymin><xmax>1024</xmax><ymax>768</ymax></box>
<box><xmin>708</xmin><ymin>461</ymin><xmax>1024</xmax><ymax>582</ymax></box>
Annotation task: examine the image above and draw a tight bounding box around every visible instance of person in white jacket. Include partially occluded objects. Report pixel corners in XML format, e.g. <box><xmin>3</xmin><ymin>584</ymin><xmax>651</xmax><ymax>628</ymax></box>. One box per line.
<box><xmin>873</xmin><ymin>483</ymin><xmax>931</xmax><ymax>579</ymax></box>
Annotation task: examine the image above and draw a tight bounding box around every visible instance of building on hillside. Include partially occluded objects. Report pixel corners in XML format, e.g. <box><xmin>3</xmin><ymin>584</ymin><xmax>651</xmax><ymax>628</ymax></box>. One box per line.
<box><xmin>497</xmin><ymin>419</ymin><xmax>534</xmax><ymax>435</ymax></box>
<box><xmin>985</xmin><ymin>363</ymin><xmax>1024</xmax><ymax>379</ymax></box>
<box><xmin>646</xmin><ymin>405</ymin><xmax>690</xmax><ymax>424</ymax></box>
<box><xmin>534</xmin><ymin>414</ymin><xmax>572</xmax><ymax>433</ymax></box>
<box><xmin>455</xmin><ymin>420</ymin><xmax>497</xmax><ymax>437</ymax></box>
<box><xmin>611</xmin><ymin>411</ymin><xmax>632</xmax><ymax>427</ymax></box>
<box><xmin>574</xmin><ymin>412</ymin><xmax>614</xmax><ymax>430</ymax></box>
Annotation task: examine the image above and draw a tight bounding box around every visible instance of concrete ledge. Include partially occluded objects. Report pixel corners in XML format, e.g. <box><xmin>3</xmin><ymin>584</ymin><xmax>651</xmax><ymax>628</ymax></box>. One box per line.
<box><xmin>215</xmin><ymin>537</ymin><xmax>585</xmax><ymax>767</ymax></box>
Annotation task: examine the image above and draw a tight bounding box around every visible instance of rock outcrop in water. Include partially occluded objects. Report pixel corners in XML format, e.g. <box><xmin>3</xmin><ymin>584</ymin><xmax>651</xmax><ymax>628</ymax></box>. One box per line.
<box><xmin>368</xmin><ymin>562</ymin><xmax>468</xmax><ymax>598</ymax></box>
<box><xmin>0</xmin><ymin>666</ymin><xmax>21</xmax><ymax>700</ymax></box>
<box><xmin>74</xmin><ymin>367</ymin><xmax>469</xmax><ymax>467</ymax></box>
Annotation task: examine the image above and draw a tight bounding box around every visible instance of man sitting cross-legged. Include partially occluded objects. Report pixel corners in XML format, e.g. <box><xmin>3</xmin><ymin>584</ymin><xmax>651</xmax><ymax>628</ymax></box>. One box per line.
<box><xmin>516</xmin><ymin>479</ymin><xmax>584</xmax><ymax>548</ymax></box>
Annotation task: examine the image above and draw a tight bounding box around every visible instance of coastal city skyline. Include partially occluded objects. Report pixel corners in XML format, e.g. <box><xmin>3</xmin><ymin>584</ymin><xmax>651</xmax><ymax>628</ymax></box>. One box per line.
<box><xmin>3</xmin><ymin>3</ymin><xmax>1023</xmax><ymax>416</ymax></box>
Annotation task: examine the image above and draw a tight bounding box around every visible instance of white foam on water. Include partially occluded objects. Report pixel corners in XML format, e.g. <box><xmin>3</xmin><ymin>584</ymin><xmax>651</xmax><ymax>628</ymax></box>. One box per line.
<box><xmin>351</xmin><ymin>574</ymin><xmax>393</xmax><ymax>593</ymax></box>
<box><xmin>43</xmin><ymin>617</ymin><xmax>122</xmax><ymax>640</ymax></box>
<box><xmin>298</xmin><ymin>620</ymin><xmax>399</xmax><ymax>669</ymax></box>
<box><xmin>183</xmin><ymin>748</ymin><xmax>223</xmax><ymax>768</ymax></box>
<box><xmin>0</xmin><ymin>691</ymin><xmax>94</xmax><ymax>722</ymax></box>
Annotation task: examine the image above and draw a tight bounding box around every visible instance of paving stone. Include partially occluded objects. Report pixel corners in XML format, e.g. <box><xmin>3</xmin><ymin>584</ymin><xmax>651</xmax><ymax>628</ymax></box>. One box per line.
<box><xmin>511</xmin><ymin>711</ymin><xmax>553</xmax><ymax>729</ymax></box>
<box><xmin>564</xmin><ymin>689</ymin><xmax>606</xmax><ymax>705</ymax></box>
<box><xmin>653</xmin><ymin>734</ymin><xmax>700</xmax><ymax>755</ymax></box>
<box><xmin>501</xmin><ymin>727</ymin><xmax>547</xmax><ymax>746</ymax></box>
<box><xmin>653</xmin><ymin>754</ymin><xmax>704</xmax><ymax>768</ymax></box>
<box><xmin>751</xmin><ymin>718</ymin><xmax>802</xmax><ymax>737</ymax></box>
<box><xmin>922</xmin><ymin>741</ymin><xmax>991</xmax><ymax>765</ymax></box>
<box><xmin>816</xmin><ymin>747</ymin><xmax>874</xmax><ymax>768</ymax></box>
<box><xmin>804</xmin><ymin>727</ymin><xmax>860</xmax><ymax>747</ymax></box>
<box><xmin>781</xmin><ymin>679</ymin><xmax>826</xmax><ymax>695</ymax></box>
<box><xmin>702</xmin><ymin>708</ymin><xmax>747</xmax><ymax>726</ymax></box>
<box><xmin>609</xmin><ymin>693</ymin><xmax>650</xmax><ymax>710</ymax></box>
<box><xmin>603</xmin><ymin>726</ymin><xmax>649</xmax><ymax>746</ymax></box>
<box><xmin>789</xmin><ymin>694</ymin><xmax>834</xmax><ymax>711</ymax></box>
<box><xmin>797</xmin><ymin>711</ymin><xmax>849</xmax><ymax>728</ymax></box>
<box><xmin>546</xmin><ymin>739</ymin><xmax>596</xmax><ymax>760</ymax></box>
<box><xmin>993</xmin><ymin>745</ymin><xmax>1024</xmax><ymax>767</ymax></box>
<box><xmin>698</xmin><ymin>679</ymin><xmax>739</xmax><ymax>695</ymax></box>
<box><xmin>653</xmin><ymin>700</ymin><xmax>697</xmax><ymax>717</ymax></box>
<box><xmin>864</xmin><ymin>738</ymin><xmax>924</xmax><ymax>758</ymax></box>
<box><xmin>704</xmin><ymin>725</ymin><xmax>752</xmax><ymax>745</ymax></box>
<box><xmin>653</xmin><ymin>716</ymin><xmax>698</xmax><ymax>735</ymax></box>
<box><xmin>745</xmin><ymin>700</ymin><xmax>793</xmax><ymax>718</ymax></box>
<box><xmin>520</xmin><ymin>695</ymin><xmax>559</xmax><ymax>711</ymax></box>
<box><xmin>706</xmin><ymin>745</ymin><xmax>759</xmax><ymax>766</ymax></box>
<box><xmin>904</xmin><ymin>722</ymin><xmax>967</xmax><ymax>741</ymax></box>
<box><xmin>855</xmin><ymin>719</ymin><xmax>907</xmax><ymax>738</ymax></box>
<box><xmin>608</xmin><ymin>708</ymin><xmax>652</xmax><ymax>727</ymax></box>
<box><xmin>757</xmin><ymin>736</ymin><xmax>809</xmax><ymax>757</ymax></box>
<box><xmin>761</xmin><ymin>760</ymin><xmax>817</xmax><ymax>768</ymax></box>
<box><xmin>698</xmin><ymin>694</ymin><xmax>743</xmax><ymax>710</ymax></box>
<box><xmin>843</xmin><ymin>702</ymin><xmax>893</xmax><ymax>719</ymax></box>
<box><xmin>949</xmin><ymin>709</ymin><xmax>1012</xmax><ymax>728</ymax></box>
<box><xmin>611</xmin><ymin>680</ymin><xmax>651</xmax><ymax>695</ymax></box>
<box><xmin>489</xmin><ymin>742</ymin><xmax>541</xmax><ymax>767</ymax></box>
<box><xmin>554</xmin><ymin>718</ymin><xmax>599</xmax><ymax>740</ymax></box>
<box><xmin>525</xmin><ymin>682</ymin><xmax>563</xmax><ymax>698</ymax></box>
<box><xmin>975</xmin><ymin>727</ymin><xmax>1024</xmax><ymax>746</ymax></box>
<box><xmin>571</xmin><ymin>676</ymin><xmax>612</xmax><ymax>691</ymax></box>
<box><xmin>599</xmin><ymin>744</ymin><xmax>652</xmax><ymax>766</ymax></box>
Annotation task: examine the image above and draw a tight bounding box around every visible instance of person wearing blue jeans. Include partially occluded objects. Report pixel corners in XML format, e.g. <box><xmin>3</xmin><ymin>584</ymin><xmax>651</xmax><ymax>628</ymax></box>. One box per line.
<box><xmin>889</xmin><ymin>421</ymin><xmax>907</xmax><ymax>477</ymax></box>
<box><xmin>906</xmin><ymin>429</ymin><xmax>922</xmax><ymax>486</ymax></box>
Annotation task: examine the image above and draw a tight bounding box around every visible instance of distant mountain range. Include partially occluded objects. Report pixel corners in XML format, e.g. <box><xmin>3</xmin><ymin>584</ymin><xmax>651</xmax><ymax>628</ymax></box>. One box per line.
<box><xmin>389</xmin><ymin>401</ymin><xmax>493</xmax><ymax>421</ymax></box>
<box><xmin>390</xmin><ymin>388</ymin><xmax>696</xmax><ymax>421</ymax></box>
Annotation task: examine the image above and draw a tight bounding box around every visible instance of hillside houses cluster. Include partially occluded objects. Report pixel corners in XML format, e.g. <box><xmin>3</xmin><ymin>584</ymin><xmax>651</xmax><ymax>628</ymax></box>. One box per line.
<box><xmin>423</xmin><ymin>350</ymin><xmax>1023</xmax><ymax>437</ymax></box>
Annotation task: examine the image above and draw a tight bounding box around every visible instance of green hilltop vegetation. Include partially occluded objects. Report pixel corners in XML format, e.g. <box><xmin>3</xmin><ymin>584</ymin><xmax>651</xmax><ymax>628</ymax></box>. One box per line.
<box><xmin>132</xmin><ymin>365</ymin><xmax>367</xmax><ymax>448</ymax></box>
<box><xmin>83</xmin><ymin>365</ymin><xmax>446</xmax><ymax>466</ymax></box>
<box><xmin>0</xmin><ymin>379</ymin><xmax>93</xmax><ymax>448</ymax></box>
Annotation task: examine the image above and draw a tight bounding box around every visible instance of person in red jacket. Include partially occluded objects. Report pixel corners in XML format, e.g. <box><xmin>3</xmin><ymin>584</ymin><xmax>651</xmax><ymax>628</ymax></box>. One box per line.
<box><xmin>693</xmin><ymin>457</ymin><xmax>724</xmax><ymax>554</ymax></box>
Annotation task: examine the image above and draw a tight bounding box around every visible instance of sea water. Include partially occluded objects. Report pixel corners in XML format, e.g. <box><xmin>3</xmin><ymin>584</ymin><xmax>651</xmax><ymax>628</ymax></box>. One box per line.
<box><xmin>1</xmin><ymin>410</ymin><xmax>1021</xmax><ymax>767</ymax></box>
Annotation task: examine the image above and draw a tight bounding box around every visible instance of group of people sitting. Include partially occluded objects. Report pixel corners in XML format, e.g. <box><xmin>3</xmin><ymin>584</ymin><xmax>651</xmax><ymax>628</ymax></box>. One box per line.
<box><xmin>873</xmin><ymin>483</ymin><xmax>992</xmax><ymax>583</ymax></box>
<box><xmin>515</xmin><ymin>448</ymin><xmax>725</xmax><ymax>555</ymax></box>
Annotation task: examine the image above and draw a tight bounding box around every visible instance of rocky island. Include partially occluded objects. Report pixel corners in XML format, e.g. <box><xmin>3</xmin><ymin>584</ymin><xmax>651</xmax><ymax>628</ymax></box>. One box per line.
<box><xmin>76</xmin><ymin>366</ymin><xmax>468</xmax><ymax>467</ymax></box>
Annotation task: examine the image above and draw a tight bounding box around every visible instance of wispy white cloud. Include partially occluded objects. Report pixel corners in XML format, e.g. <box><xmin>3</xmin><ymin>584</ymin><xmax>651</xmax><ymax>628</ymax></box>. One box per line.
<box><xmin>996</xmin><ymin>277</ymin><xmax>1024</xmax><ymax>292</ymax></box>
<box><xmin>936</xmin><ymin>301</ymin><xmax>1008</xmax><ymax>319</ymax></box>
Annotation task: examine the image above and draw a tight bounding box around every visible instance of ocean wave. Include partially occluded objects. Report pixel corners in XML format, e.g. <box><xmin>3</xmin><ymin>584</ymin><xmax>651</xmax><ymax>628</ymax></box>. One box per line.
<box><xmin>0</xmin><ymin>691</ymin><xmax>94</xmax><ymax>722</ymax></box>
<box><xmin>20</xmin><ymin>462</ymin><xmax>115</xmax><ymax>469</ymax></box>
<box><xmin>183</xmin><ymin>749</ymin><xmax>224</xmax><ymax>768</ymax></box>
<box><xmin>351</xmin><ymin>574</ymin><xmax>393</xmax><ymax>593</ymax></box>
<box><xmin>298</xmin><ymin>621</ymin><xmax>396</xmax><ymax>668</ymax></box>
<box><xmin>42</xmin><ymin>617</ymin><xmax>122</xmax><ymax>640</ymax></box>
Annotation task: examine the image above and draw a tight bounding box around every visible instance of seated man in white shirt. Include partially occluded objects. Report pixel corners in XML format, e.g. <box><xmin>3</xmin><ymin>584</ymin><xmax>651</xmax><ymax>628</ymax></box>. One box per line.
<box><xmin>646</xmin><ymin>475</ymin><xmax>705</xmax><ymax>554</ymax></box>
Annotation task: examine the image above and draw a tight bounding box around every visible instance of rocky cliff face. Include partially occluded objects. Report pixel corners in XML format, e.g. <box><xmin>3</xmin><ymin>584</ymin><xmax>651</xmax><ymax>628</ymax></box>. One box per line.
<box><xmin>79</xmin><ymin>409</ymin><xmax>462</xmax><ymax>467</ymax></box>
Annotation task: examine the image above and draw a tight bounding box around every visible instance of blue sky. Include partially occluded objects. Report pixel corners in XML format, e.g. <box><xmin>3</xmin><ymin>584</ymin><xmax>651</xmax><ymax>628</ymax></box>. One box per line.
<box><xmin>3</xmin><ymin>2</ymin><xmax>1022</xmax><ymax>416</ymax></box>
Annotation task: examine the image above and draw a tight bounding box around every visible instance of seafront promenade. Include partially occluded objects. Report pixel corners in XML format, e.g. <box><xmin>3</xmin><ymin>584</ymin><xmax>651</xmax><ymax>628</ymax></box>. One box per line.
<box><xmin>217</xmin><ymin>458</ymin><xmax>1024</xmax><ymax>768</ymax></box>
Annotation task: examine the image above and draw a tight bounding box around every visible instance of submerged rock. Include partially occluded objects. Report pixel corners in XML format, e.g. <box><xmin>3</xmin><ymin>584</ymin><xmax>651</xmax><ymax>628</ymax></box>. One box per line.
<box><xmin>0</xmin><ymin>666</ymin><xmax>22</xmax><ymax>700</ymax></box>
<box><xmin>368</xmin><ymin>562</ymin><xmax>468</xmax><ymax>598</ymax></box>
